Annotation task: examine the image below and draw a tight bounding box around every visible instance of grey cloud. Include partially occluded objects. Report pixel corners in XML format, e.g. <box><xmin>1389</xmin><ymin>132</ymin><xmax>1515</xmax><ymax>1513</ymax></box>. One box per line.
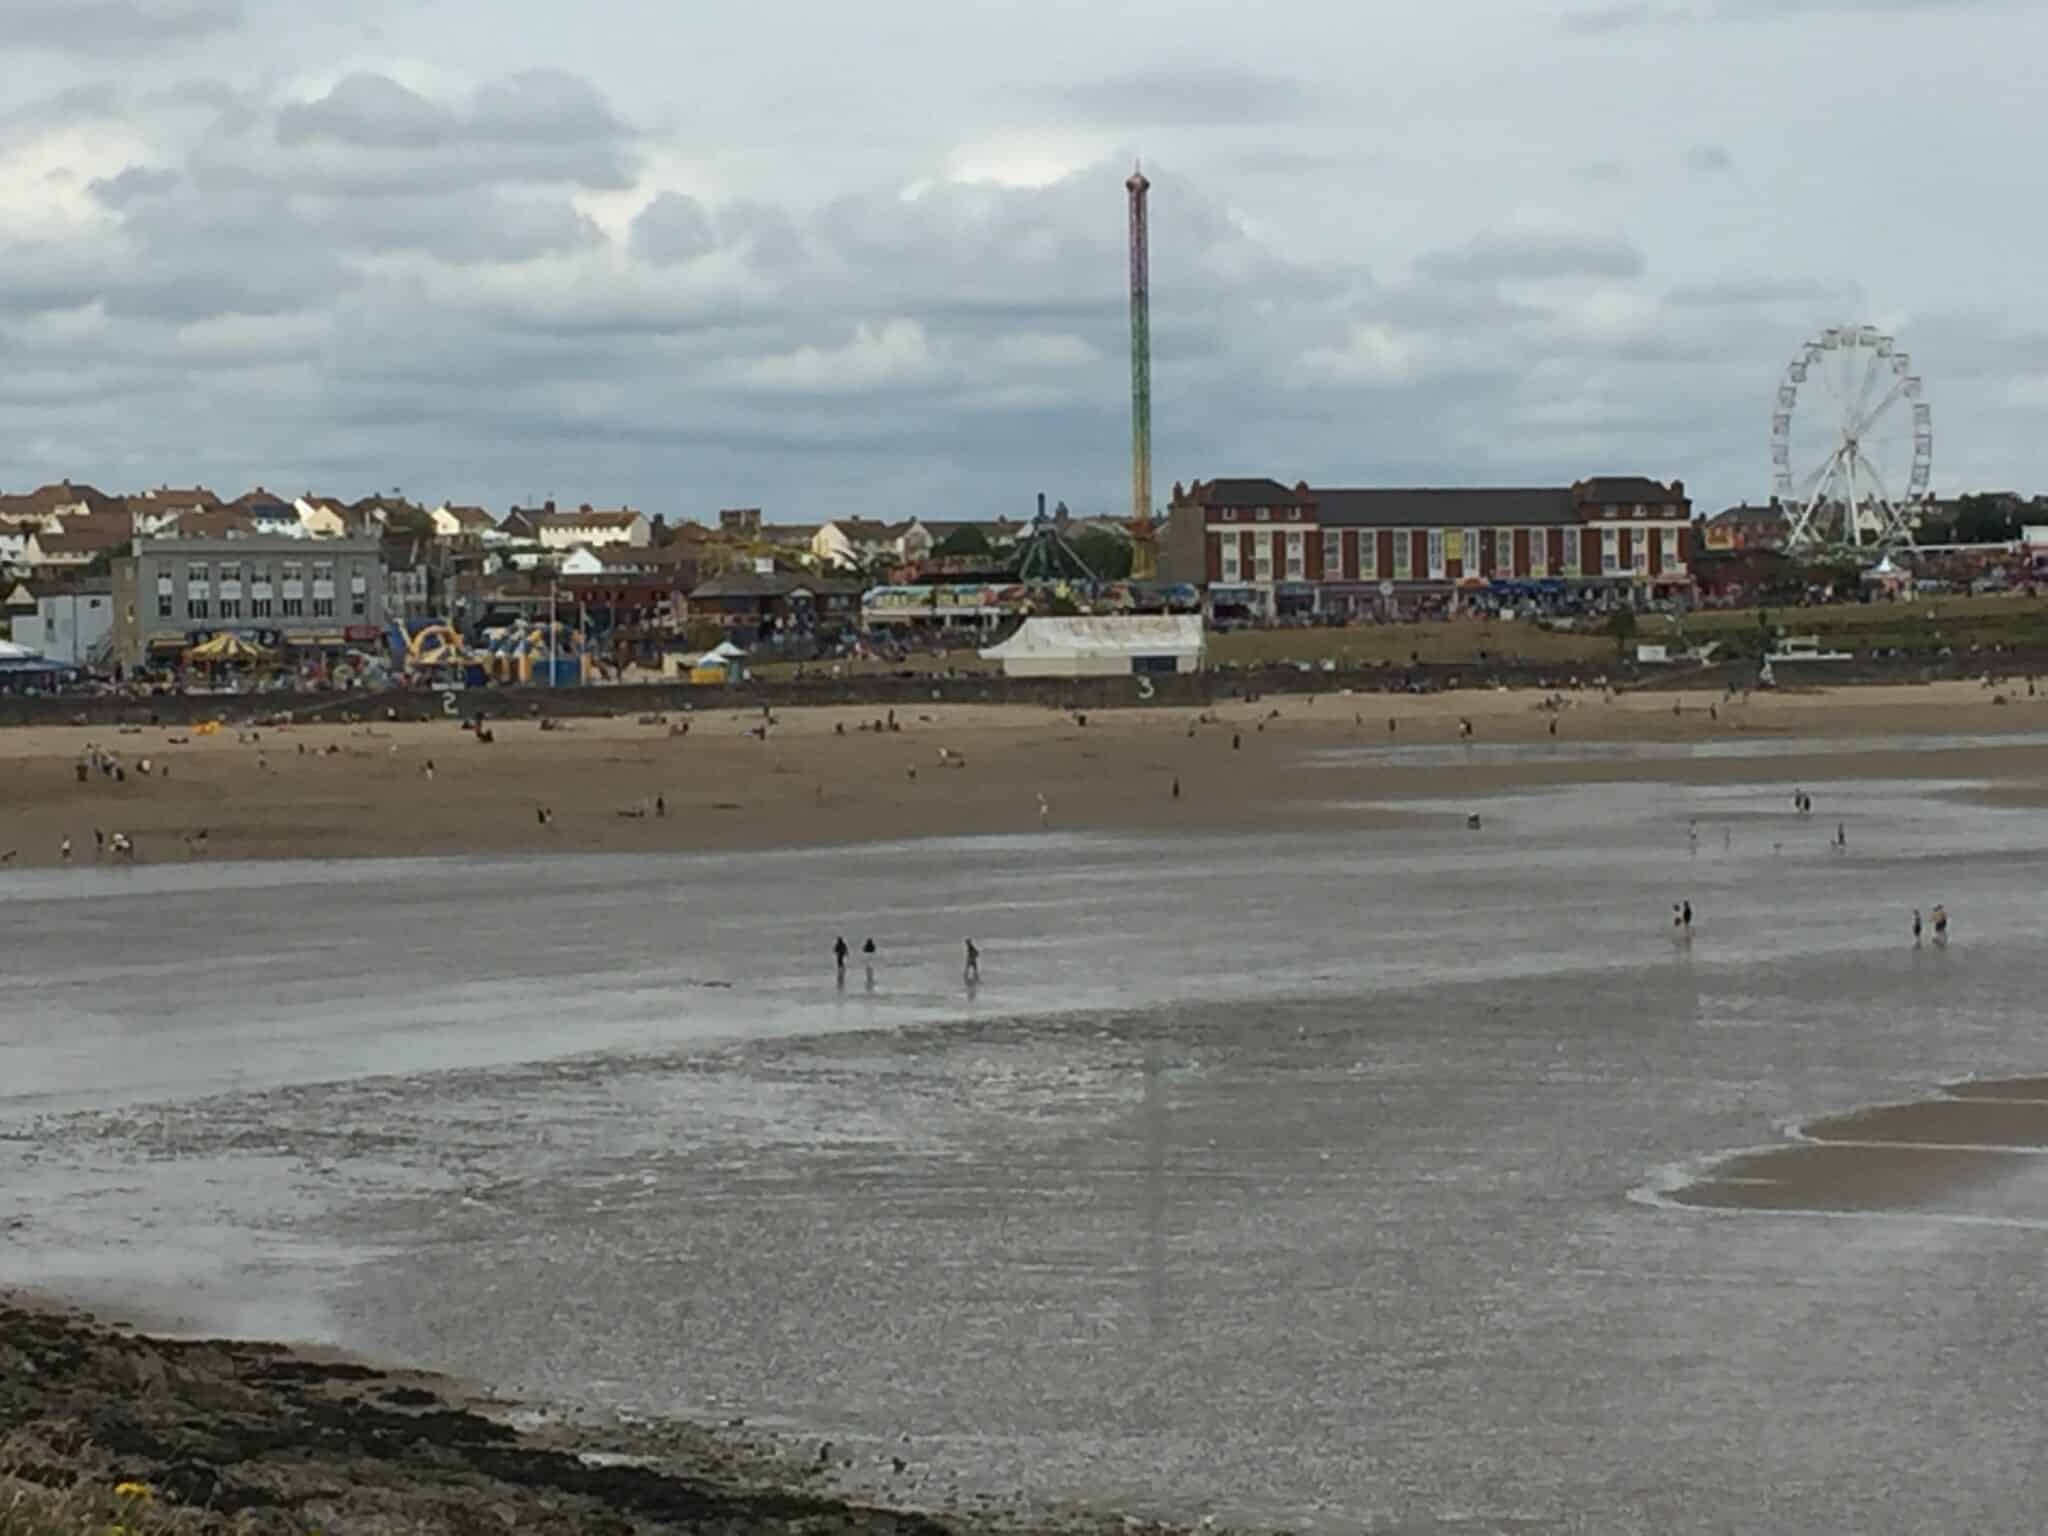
<box><xmin>1685</xmin><ymin>144</ymin><xmax>1734</xmax><ymax>174</ymax></box>
<box><xmin>1717</xmin><ymin>0</ymin><xmax>2000</xmax><ymax>12</ymax></box>
<box><xmin>269</xmin><ymin>71</ymin><xmax>637</xmax><ymax>191</ymax></box>
<box><xmin>88</xmin><ymin>165</ymin><xmax>182</xmax><ymax>207</ymax></box>
<box><xmin>0</xmin><ymin>83</ymin><xmax>123</xmax><ymax>147</ymax></box>
<box><xmin>1574</xmin><ymin>159</ymin><xmax>1627</xmax><ymax>181</ymax></box>
<box><xmin>8</xmin><ymin>0</ymin><xmax>241</xmax><ymax>54</ymax></box>
<box><xmin>471</xmin><ymin>71</ymin><xmax>627</xmax><ymax>144</ymax></box>
<box><xmin>630</xmin><ymin>192</ymin><xmax>718</xmax><ymax>266</ymax></box>
<box><xmin>305</xmin><ymin>190</ymin><xmax>606</xmax><ymax>266</ymax></box>
<box><xmin>1665</xmin><ymin>274</ymin><xmax>1849</xmax><ymax>307</ymax></box>
<box><xmin>1415</xmin><ymin>231</ymin><xmax>1647</xmax><ymax>283</ymax></box>
<box><xmin>1558</xmin><ymin>3</ymin><xmax>1659</xmax><ymax>32</ymax></box>
<box><xmin>277</xmin><ymin>74</ymin><xmax>452</xmax><ymax>150</ymax></box>
<box><xmin>1050</xmin><ymin>68</ymin><xmax>1310</xmax><ymax>126</ymax></box>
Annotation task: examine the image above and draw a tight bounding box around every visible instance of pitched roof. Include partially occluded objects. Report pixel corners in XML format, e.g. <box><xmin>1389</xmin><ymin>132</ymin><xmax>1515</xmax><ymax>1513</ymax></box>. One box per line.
<box><xmin>226</xmin><ymin>488</ymin><xmax>298</xmax><ymax>517</ymax></box>
<box><xmin>0</xmin><ymin>482</ymin><xmax>124</xmax><ymax>521</ymax></box>
<box><xmin>1710</xmin><ymin>502</ymin><xmax>1787</xmax><ymax>526</ymax></box>
<box><xmin>129</xmin><ymin>487</ymin><xmax>219</xmax><ymax>509</ymax></box>
<box><xmin>541</xmin><ymin>506</ymin><xmax>644</xmax><ymax>528</ymax></box>
<box><xmin>1313</xmin><ymin>487</ymin><xmax>1580</xmax><ymax>527</ymax></box>
<box><xmin>1176</xmin><ymin>478</ymin><xmax>1313</xmax><ymax>508</ymax></box>
<box><xmin>165</xmin><ymin>508</ymin><xmax>261</xmax><ymax>540</ymax></box>
<box><xmin>1574</xmin><ymin>476</ymin><xmax>1686</xmax><ymax>505</ymax></box>
<box><xmin>438</xmin><ymin>504</ymin><xmax>496</xmax><ymax>528</ymax></box>
<box><xmin>34</xmin><ymin>525</ymin><xmax>131</xmax><ymax>556</ymax></box>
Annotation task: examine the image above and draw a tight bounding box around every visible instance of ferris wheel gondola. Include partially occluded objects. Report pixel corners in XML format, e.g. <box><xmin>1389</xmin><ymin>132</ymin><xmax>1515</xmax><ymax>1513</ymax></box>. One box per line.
<box><xmin>1770</xmin><ymin>325</ymin><xmax>1931</xmax><ymax>553</ymax></box>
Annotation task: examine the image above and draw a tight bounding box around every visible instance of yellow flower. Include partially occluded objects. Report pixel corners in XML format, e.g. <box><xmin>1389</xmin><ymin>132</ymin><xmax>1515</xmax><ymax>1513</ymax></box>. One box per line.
<box><xmin>113</xmin><ymin>1481</ymin><xmax>154</xmax><ymax>1501</ymax></box>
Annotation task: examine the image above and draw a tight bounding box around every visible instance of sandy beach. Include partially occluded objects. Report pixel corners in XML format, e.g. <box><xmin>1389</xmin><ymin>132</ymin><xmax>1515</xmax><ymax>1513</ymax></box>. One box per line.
<box><xmin>2</xmin><ymin>680</ymin><xmax>2046</xmax><ymax>867</ymax></box>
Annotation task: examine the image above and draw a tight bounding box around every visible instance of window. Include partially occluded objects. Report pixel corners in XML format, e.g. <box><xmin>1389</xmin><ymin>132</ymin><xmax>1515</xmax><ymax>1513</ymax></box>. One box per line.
<box><xmin>1285</xmin><ymin>530</ymin><xmax>1304</xmax><ymax>580</ymax></box>
<box><xmin>1427</xmin><ymin>528</ymin><xmax>1445</xmax><ymax>578</ymax></box>
<box><xmin>313</xmin><ymin>596</ymin><xmax>335</xmax><ymax>618</ymax></box>
<box><xmin>1662</xmin><ymin>527</ymin><xmax>1683</xmax><ymax>571</ymax></box>
<box><xmin>351</xmin><ymin>592</ymin><xmax>366</xmax><ymax>617</ymax></box>
<box><xmin>1561</xmin><ymin>530</ymin><xmax>1580</xmax><ymax>576</ymax></box>
<box><xmin>1322</xmin><ymin>529</ymin><xmax>1342</xmax><ymax>577</ymax></box>
<box><xmin>189</xmin><ymin>597</ymin><xmax>209</xmax><ymax>619</ymax></box>
<box><xmin>1497</xmin><ymin>529</ymin><xmax>1514</xmax><ymax>573</ymax></box>
<box><xmin>1604</xmin><ymin>504</ymin><xmax>1618</xmax><ymax>519</ymax></box>
<box><xmin>250</xmin><ymin>563</ymin><xmax>270</xmax><ymax>586</ymax></box>
<box><xmin>1287</xmin><ymin>508</ymin><xmax>1301</xmax><ymax>522</ymax></box>
<box><xmin>218</xmin><ymin>598</ymin><xmax>241</xmax><ymax>619</ymax></box>
<box><xmin>1632</xmin><ymin>533</ymin><xmax>1649</xmax><ymax>576</ymax></box>
<box><xmin>1601</xmin><ymin>527</ymin><xmax>1620</xmax><ymax>575</ymax></box>
<box><xmin>252</xmin><ymin>597</ymin><xmax>273</xmax><ymax>618</ymax></box>
<box><xmin>1633</xmin><ymin>504</ymin><xmax>1646</xmax><ymax>517</ymax></box>
<box><xmin>312</xmin><ymin>561</ymin><xmax>334</xmax><ymax>586</ymax></box>
<box><xmin>1466</xmin><ymin>530</ymin><xmax>1480</xmax><ymax>574</ymax></box>
<box><xmin>1392</xmin><ymin>530</ymin><xmax>1412</xmax><ymax>580</ymax></box>
<box><xmin>1254</xmin><ymin>507</ymin><xmax>1271</xmax><ymax>522</ymax></box>
<box><xmin>283</xmin><ymin>597</ymin><xmax>304</xmax><ymax>617</ymax></box>
<box><xmin>1359</xmin><ymin>530</ymin><xmax>1377</xmax><ymax>580</ymax></box>
<box><xmin>282</xmin><ymin>561</ymin><xmax>303</xmax><ymax>586</ymax></box>
<box><xmin>186</xmin><ymin>562</ymin><xmax>209</xmax><ymax>586</ymax></box>
<box><xmin>1253</xmin><ymin>536</ymin><xmax>1274</xmax><ymax>582</ymax></box>
<box><xmin>1221</xmin><ymin>508</ymin><xmax>1237</xmax><ymax>522</ymax></box>
<box><xmin>1528</xmin><ymin>532</ymin><xmax>1547</xmax><ymax>579</ymax></box>
<box><xmin>218</xmin><ymin>561</ymin><xmax>241</xmax><ymax>587</ymax></box>
<box><xmin>1220</xmin><ymin>537</ymin><xmax>1240</xmax><ymax>583</ymax></box>
<box><xmin>157</xmin><ymin>593</ymin><xmax>173</xmax><ymax>618</ymax></box>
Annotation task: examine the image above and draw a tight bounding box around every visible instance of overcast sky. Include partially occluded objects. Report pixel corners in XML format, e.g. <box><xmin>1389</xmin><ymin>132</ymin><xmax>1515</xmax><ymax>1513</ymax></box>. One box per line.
<box><xmin>2</xmin><ymin>0</ymin><xmax>2041</xmax><ymax>522</ymax></box>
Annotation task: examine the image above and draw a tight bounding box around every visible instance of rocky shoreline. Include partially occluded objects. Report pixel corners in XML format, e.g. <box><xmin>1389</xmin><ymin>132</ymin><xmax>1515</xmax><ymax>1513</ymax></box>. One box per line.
<box><xmin>0</xmin><ymin>1295</ymin><xmax>1223</xmax><ymax>1535</ymax></box>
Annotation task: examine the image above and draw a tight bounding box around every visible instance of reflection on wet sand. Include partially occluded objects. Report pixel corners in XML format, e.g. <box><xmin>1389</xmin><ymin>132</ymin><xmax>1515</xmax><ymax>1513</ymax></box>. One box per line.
<box><xmin>1672</xmin><ymin>1077</ymin><xmax>2048</xmax><ymax>1220</ymax></box>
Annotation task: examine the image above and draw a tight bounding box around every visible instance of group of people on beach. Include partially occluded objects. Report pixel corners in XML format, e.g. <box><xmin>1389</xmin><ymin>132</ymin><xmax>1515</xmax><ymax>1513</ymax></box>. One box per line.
<box><xmin>833</xmin><ymin>935</ymin><xmax>981</xmax><ymax>991</ymax></box>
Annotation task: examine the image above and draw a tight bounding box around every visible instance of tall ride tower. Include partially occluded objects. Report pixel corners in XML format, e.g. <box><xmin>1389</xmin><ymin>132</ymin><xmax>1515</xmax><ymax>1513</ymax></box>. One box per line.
<box><xmin>1126</xmin><ymin>165</ymin><xmax>1158</xmax><ymax>580</ymax></box>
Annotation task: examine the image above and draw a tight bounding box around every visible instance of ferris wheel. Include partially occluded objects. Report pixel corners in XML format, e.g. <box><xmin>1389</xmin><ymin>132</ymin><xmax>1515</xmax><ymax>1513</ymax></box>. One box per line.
<box><xmin>1770</xmin><ymin>325</ymin><xmax>1931</xmax><ymax>553</ymax></box>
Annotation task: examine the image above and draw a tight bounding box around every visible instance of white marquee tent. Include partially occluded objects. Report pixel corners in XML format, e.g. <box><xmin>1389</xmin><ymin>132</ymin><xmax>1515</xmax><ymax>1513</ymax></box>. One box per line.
<box><xmin>979</xmin><ymin>616</ymin><xmax>1204</xmax><ymax>678</ymax></box>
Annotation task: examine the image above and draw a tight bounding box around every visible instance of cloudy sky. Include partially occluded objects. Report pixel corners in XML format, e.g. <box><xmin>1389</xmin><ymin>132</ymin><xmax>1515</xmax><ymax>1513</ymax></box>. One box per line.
<box><xmin>2</xmin><ymin>0</ymin><xmax>2042</xmax><ymax>522</ymax></box>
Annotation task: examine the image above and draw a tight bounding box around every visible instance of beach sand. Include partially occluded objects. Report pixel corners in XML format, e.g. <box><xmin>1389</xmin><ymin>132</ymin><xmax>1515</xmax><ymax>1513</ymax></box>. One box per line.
<box><xmin>1</xmin><ymin>680</ymin><xmax>2045</xmax><ymax>868</ymax></box>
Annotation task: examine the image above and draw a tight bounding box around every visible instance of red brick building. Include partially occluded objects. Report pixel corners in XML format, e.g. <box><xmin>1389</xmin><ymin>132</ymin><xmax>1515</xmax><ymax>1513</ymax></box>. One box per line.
<box><xmin>1164</xmin><ymin>476</ymin><xmax>1695</xmax><ymax>616</ymax></box>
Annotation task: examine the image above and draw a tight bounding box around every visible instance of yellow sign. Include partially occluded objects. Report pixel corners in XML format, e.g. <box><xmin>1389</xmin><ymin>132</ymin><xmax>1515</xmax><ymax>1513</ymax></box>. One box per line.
<box><xmin>1445</xmin><ymin>530</ymin><xmax>1464</xmax><ymax>561</ymax></box>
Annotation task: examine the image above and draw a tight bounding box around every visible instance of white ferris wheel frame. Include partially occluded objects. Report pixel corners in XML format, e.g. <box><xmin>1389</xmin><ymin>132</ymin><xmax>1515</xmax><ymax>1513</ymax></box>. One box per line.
<box><xmin>1769</xmin><ymin>325</ymin><xmax>1932</xmax><ymax>553</ymax></box>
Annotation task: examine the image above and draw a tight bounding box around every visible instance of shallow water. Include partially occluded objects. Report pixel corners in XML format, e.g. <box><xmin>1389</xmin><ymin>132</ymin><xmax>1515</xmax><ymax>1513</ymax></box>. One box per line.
<box><xmin>5</xmin><ymin>761</ymin><xmax>2048</xmax><ymax>1533</ymax></box>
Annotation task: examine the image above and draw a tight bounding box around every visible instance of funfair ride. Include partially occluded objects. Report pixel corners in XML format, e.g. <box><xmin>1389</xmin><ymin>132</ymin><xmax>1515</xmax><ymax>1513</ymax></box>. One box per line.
<box><xmin>1771</xmin><ymin>325</ymin><xmax>1932</xmax><ymax>554</ymax></box>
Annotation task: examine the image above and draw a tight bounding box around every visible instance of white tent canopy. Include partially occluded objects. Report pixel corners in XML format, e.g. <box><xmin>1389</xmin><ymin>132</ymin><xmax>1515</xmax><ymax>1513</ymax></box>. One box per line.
<box><xmin>979</xmin><ymin>616</ymin><xmax>1203</xmax><ymax>678</ymax></box>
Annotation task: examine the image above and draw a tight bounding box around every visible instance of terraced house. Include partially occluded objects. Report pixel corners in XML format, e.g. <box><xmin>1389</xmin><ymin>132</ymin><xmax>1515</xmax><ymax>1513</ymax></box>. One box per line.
<box><xmin>1165</xmin><ymin>475</ymin><xmax>1695</xmax><ymax>617</ymax></box>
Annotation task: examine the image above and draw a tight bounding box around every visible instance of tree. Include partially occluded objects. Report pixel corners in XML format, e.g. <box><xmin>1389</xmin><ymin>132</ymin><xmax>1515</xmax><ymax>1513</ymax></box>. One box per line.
<box><xmin>1070</xmin><ymin>529</ymin><xmax>1134</xmax><ymax>582</ymax></box>
<box><xmin>934</xmin><ymin>524</ymin><xmax>991</xmax><ymax>559</ymax></box>
<box><xmin>1950</xmin><ymin>493</ymin><xmax>2022</xmax><ymax>545</ymax></box>
<box><xmin>1607</xmin><ymin>607</ymin><xmax>1638</xmax><ymax>660</ymax></box>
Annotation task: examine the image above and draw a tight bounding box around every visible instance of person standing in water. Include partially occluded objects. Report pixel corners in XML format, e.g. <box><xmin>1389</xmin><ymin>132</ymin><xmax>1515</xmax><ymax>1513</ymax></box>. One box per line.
<box><xmin>1932</xmin><ymin>905</ymin><xmax>1949</xmax><ymax>944</ymax></box>
<box><xmin>1912</xmin><ymin>909</ymin><xmax>1923</xmax><ymax>946</ymax></box>
<box><xmin>834</xmin><ymin>936</ymin><xmax>849</xmax><ymax>975</ymax></box>
<box><xmin>963</xmin><ymin>939</ymin><xmax>980</xmax><ymax>984</ymax></box>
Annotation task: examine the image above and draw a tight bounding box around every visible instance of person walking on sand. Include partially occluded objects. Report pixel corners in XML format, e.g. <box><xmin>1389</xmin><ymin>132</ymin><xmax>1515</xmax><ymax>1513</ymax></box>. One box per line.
<box><xmin>963</xmin><ymin>939</ymin><xmax>980</xmax><ymax>984</ymax></box>
<box><xmin>1682</xmin><ymin>901</ymin><xmax>1692</xmax><ymax>933</ymax></box>
<box><xmin>1834</xmin><ymin>821</ymin><xmax>1846</xmax><ymax>851</ymax></box>
<box><xmin>1932</xmin><ymin>904</ymin><xmax>1949</xmax><ymax>944</ymax></box>
<box><xmin>834</xmin><ymin>936</ymin><xmax>849</xmax><ymax>975</ymax></box>
<box><xmin>1912</xmin><ymin>909</ymin><xmax>1923</xmax><ymax>946</ymax></box>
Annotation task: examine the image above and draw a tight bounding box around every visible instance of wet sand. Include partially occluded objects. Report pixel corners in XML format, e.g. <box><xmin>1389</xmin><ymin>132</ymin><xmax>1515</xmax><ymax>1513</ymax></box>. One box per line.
<box><xmin>2</xmin><ymin>680</ymin><xmax>2046</xmax><ymax>867</ymax></box>
<box><xmin>1671</xmin><ymin>1076</ymin><xmax>2048</xmax><ymax>1219</ymax></box>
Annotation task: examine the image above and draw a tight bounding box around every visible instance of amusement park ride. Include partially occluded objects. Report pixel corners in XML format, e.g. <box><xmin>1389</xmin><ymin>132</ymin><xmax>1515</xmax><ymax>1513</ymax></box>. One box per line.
<box><xmin>394</xmin><ymin>619</ymin><xmax>594</xmax><ymax>685</ymax></box>
<box><xmin>1772</xmin><ymin>324</ymin><xmax>1933</xmax><ymax>557</ymax></box>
